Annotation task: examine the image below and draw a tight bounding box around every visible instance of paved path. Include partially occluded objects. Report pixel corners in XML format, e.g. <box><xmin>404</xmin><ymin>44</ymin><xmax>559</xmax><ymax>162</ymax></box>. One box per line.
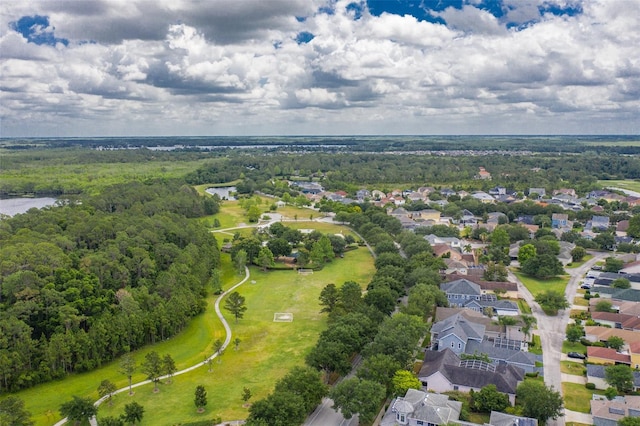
<box><xmin>561</xmin><ymin>373</ymin><xmax>586</xmax><ymax>385</ymax></box>
<box><xmin>54</xmin><ymin>267</ymin><xmax>251</xmax><ymax>426</ymax></box>
<box><xmin>511</xmin><ymin>252</ymin><xmax>607</xmax><ymax>426</ymax></box>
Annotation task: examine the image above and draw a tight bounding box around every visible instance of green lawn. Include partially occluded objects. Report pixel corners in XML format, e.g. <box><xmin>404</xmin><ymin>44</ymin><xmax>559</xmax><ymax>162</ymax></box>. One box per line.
<box><xmin>561</xmin><ymin>361</ymin><xmax>586</xmax><ymax>376</ymax></box>
<box><xmin>98</xmin><ymin>247</ymin><xmax>375</xmax><ymax>425</ymax></box>
<box><xmin>562</xmin><ymin>383</ymin><xmax>601</xmax><ymax>413</ymax></box>
<box><xmin>517</xmin><ymin>299</ymin><xmax>532</xmax><ymax>314</ymax></box>
<box><xmin>529</xmin><ymin>335</ymin><xmax>543</xmax><ymax>355</ymax></box>
<box><xmin>513</xmin><ymin>271</ymin><xmax>569</xmax><ymax>296</ymax></box>
<box><xmin>598</xmin><ymin>179</ymin><xmax>640</xmax><ymax>193</ymax></box>
<box><xmin>573</xmin><ymin>296</ymin><xmax>589</xmax><ymax>306</ymax></box>
<box><xmin>566</xmin><ymin>254</ymin><xmax>594</xmax><ymax>269</ymax></box>
<box><xmin>562</xmin><ymin>341</ymin><xmax>588</xmax><ymax>354</ymax></box>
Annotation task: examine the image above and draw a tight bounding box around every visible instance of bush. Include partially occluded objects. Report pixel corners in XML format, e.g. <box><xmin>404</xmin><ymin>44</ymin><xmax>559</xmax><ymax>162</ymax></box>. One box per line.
<box><xmin>580</xmin><ymin>338</ymin><xmax>593</xmax><ymax>347</ymax></box>
<box><xmin>525</xmin><ymin>372</ymin><xmax>539</xmax><ymax>378</ymax></box>
<box><xmin>586</xmin><ymin>383</ymin><xmax>596</xmax><ymax>390</ymax></box>
<box><xmin>592</xmin><ymin>341</ymin><xmax>606</xmax><ymax>347</ymax></box>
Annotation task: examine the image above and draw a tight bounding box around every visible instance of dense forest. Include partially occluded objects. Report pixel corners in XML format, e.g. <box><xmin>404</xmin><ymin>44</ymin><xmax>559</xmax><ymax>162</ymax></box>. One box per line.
<box><xmin>0</xmin><ymin>180</ymin><xmax>220</xmax><ymax>393</ymax></box>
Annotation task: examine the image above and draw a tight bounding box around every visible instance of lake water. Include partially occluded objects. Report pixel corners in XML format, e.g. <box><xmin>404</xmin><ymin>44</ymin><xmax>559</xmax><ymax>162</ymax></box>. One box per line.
<box><xmin>205</xmin><ymin>186</ymin><xmax>237</xmax><ymax>200</ymax></box>
<box><xmin>0</xmin><ymin>197</ymin><xmax>58</xmax><ymax>217</ymax></box>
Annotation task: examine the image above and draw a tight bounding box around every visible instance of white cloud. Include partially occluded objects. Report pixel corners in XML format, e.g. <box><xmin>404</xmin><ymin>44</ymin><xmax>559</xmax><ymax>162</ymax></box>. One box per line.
<box><xmin>0</xmin><ymin>0</ymin><xmax>639</xmax><ymax>136</ymax></box>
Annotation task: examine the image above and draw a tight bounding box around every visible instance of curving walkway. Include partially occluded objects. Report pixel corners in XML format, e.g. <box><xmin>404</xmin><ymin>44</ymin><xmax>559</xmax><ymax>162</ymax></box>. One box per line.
<box><xmin>54</xmin><ymin>266</ymin><xmax>251</xmax><ymax>426</ymax></box>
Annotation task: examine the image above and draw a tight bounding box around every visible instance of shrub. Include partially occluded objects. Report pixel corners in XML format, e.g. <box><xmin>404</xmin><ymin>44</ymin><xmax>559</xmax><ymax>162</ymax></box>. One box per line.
<box><xmin>525</xmin><ymin>372</ymin><xmax>539</xmax><ymax>378</ymax></box>
<box><xmin>580</xmin><ymin>338</ymin><xmax>592</xmax><ymax>346</ymax></box>
<box><xmin>586</xmin><ymin>383</ymin><xmax>596</xmax><ymax>390</ymax></box>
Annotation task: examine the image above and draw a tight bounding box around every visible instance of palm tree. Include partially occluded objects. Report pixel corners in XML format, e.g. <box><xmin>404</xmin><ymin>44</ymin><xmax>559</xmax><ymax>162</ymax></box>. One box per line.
<box><xmin>463</xmin><ymin>244</ymin><xmax>473</xmax><ymax>254</ymax></box>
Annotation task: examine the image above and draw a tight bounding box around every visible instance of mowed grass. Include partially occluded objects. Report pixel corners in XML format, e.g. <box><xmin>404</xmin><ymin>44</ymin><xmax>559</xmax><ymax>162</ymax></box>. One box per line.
<box><xmin>562</xmin><ymin>340</ymin><xmax>588</xmax><ymax>354</ymax></box>
<box><xmin>11</xmin><ymin>255</ymin><xmax>237</xmax><ymax>426</ymax></box>
<box><xmin>598</xmin><ymin>179</ymin><xmax>640</xmax><ymax>193</ymax></box>
<box><xmin>561</xmin><ymin>361</ymin><xmax>586</xmax><ymax>376</ymax></box>
<box><xmin>562</xmin><ymin>382</ymin><xmax>600</xmax><ymax>413</ymax></box>
<box><xmin>566</xmin><ymin>254</ymin><xmax>593</xmax><ymax>269</ymax></box>
<box><xmin>98</xmin><ymin>247</ymin><xmax>375</xmax><ymax>425</ymax></box>
<box><xmin>513</xmin><ymin>271</ymin><xmax>569</xmax><ymax>296</ymax></box>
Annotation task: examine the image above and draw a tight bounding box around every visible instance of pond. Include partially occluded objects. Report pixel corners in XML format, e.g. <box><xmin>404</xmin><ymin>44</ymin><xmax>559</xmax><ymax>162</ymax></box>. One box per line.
<box><xmin>205</xmin><ymin>186</ymin><xmax>237</xmax><ymax>200</ymax></box>
<box><xmin>0</xmin><ymin>197</ymin><xmax>58</xmax><ymax>217</ymax></box>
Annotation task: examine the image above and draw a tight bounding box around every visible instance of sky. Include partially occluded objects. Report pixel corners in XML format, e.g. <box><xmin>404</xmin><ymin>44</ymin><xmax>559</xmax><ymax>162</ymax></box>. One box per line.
<box><xmin>0</xmin><ymin>0</ymin><xmax>639</xmax><ymax>137</ymax></box>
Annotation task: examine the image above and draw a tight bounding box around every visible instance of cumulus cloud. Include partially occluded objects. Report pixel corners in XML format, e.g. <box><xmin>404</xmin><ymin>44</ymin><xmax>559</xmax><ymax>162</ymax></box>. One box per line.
<box><xmin>0</xmin><ymin>0</ymin><xmax>639</xmax><ymax>136</ymax></box>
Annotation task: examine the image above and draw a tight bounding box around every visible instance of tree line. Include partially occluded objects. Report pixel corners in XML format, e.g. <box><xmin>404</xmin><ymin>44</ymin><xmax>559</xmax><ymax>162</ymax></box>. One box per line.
<box><xmin>0</xmin><ymin>180</ymin><xmax>220</xmax><ymax>393</ymax></box>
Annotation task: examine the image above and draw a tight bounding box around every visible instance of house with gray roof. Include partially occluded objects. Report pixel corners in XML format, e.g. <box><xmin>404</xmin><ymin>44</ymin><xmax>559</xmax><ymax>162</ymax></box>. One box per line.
<box><xmin>488</xmin><ymin>411</ymin><xmax>538</xmax><ymax>426</ymax></box>
<box><xmin>587</xmin><ymin>364</ymin><xmax>640</xmax><ymax>391</ymax></box>
<box><xmin>418</xmin><ymin>349</ymin><xmax>524</xmax><ymax>405</ymax></box>
<box><xmin>431</xmin><ymin>313</ymin><xmax>485</xmax><ymax>355</ymax></box>
<box><xmin>380</xmin><ymin>389</ymin><xmax>463</xmax><ymax>426</ymax></box>
<box><xmin>441</xmin><ymin>279</ymin><xmax>483</xmax><ymax>307</ymax></box>
<box><xmin>465</xmin><ymin>340</ymin><xmax>537</xmax><ymax>373</ymax></box>
<box><xmin>464</xmin><ymin>299</ymin><xmax>519</xmax><ymax>317</ymax></box>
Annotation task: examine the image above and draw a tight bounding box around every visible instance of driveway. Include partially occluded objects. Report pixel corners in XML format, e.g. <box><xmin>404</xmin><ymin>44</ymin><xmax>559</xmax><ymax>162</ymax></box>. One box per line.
<box><xmin>511</xmin><ymin>251</ymin><xmax>608</xmax><ymax>426</ymax></box>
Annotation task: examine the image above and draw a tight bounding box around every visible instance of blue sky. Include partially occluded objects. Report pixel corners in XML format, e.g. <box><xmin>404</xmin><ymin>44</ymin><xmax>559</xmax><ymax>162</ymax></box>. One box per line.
<box><xmin>0</xmin><ymin>0</ymin><xmax>638</xmax><ymax>136</ymax></box>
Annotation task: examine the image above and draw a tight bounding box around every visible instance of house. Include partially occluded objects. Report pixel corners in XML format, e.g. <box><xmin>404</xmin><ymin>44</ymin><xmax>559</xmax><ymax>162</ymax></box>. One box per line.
<box><xmin>477</xmin><ymin>167</ymin><xmax>492</xmax><ymax>180</ymax></box>
<box><xmin>489</xmin><ymin>186</ymin><xmax>507</xmax><ymax>196</ymax></box>
<box><xmin>465</xmin><ymin>340</ymin><xmax>537</xmax><ymax>373</ymax></box>
<box><xmin>489</xmin><ymin>412</ymin><xmax>538</xmax><ymax>426</ymax></box>
<box><xmin>441</xmin><ymin>279</ymin><xmax>482</xmax><ymax>307</ymax></box>
<box><xmin>472</xmin><ymin>191</ymin><xmax>495</xmax><ymax>204</ymax></box>
<box><xmin>380</xmin><ymin>389</ymin><xmax>463</xmax><ymax>426</ymax></box>
<box><xmin>418</xmin><ymin>349</ymin><xmax>524</xmax><ymax>405</ymax></box>
<box><xmin>584</xmin><ymin>326</ymin><xmax>640</xmax><ymax>347</ymax></box>
<box><xmin>440</xmin><ymin>188</ymin><xmax>456</xmax><ymax>198</ymax></box>
<box><xmin>432</xmin><ymin>244</ymin><xmax>463</xmax><ymax>260</ymax></box>
<box><xmin>588</xmin><ymin>363</ymin><xmax>640</xmax><ymax>390</ymax></box>
<box><xmin>528</xmin><ymin>188</ymin><xmax>546</xmax><ymax>198</ymax></box>
<box><xmin>617</xmin><ymin>220</ymin><xmax>630</xmax><ymax>235</ymax></box>
<box><xmin>424</xmin><ymin>234</ymin><xmax>462</xmax><ymax>249</ymax></box>
<box><xmin>434</xmin><ymin>307</ymin><xmax>526</xmax><ymax>342</ymax></box>
<box><xmin>413</xmin><ymin>209</ymin><xmax>441</xmax><ymax>222</ymax></box>
<box><xmin>292</xmin><ymin>181</ymin><xmax>323</xmax><ymax>194</ymax></box>
<box><xmin>444</xmin><ymin>274</ymin><xmax>519</xmax><ymax>299</ymax></box>
<box><xmin>590</xmin><ymin>311</ymin><xmax>636</xmax><ymax>329</ymax></box>
<box><xmin>430</xmin><ymin>313</ymin><xmax>484</xmax><ymax>354</ymax></box>
<box><xmin>356</xmin><ymin>189</ymin><xmax>371</xmax><ymax>200</ymax></box>
<box><xmin>586</xmin><ymin>346</ymin><xmax>631</xmax><ymax>365</ymax></box>
<box><xmin>591</xmin><ymin>395</ymin><xmax>640</xmax><ymax>426</ymax></box>
<box><xmin>553</xmin><ymin>188</ymin><xmax>577</xmax><ymax>197</ymax></box>
<box><xmin>590</xmin><ymin>216</ymin><xmax>611</xmax><ymax>231</ymax></box>
<box><xmin>551</xmin><ymin>213</ymin><xmax>569</xmax><ymax>228</ymax></box>
<box><xmin>444</xmin><ymin>259</ymin><xmax>470</xmax><ymax>275</ymax></box>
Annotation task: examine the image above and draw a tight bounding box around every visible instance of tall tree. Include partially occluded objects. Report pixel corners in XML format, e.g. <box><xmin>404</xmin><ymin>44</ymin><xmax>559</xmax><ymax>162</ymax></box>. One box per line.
<box><xmin>224</xmin><ymin>291</ymin><xmax>247</xmax><ymax>323</ymax></box>
<box><xmin>162</xmin><ymin>354</ymin><xmax>176</xmax><ymax>384</ymax></box>
<box><xmin>119</xmin><ymin>353</ymin><xmax>136</xmax><ymax>396</ymax></box>
<box><xmin>122</xmin><ymin>402</ymin><xmax>144</xmax><ymax>425</ymax></box>
<box><xmin>194</xmin><ymin>385</ymin><xmax>208</xmax><ymax>412</ymax></box>
<box><xmin>391</xmin><ymin>370</ymin><xmax>421</xmax><ymax>397</ymax></box>
<box><xmin>257</xmin><ymin>247</ymin><xmax>275</xmax><ymax>271</ymax></box>
<box><xmin>0</xmin><ymin>396</ymin><xmax>34</xmax><ymax>426</ymax></box>
<box><xmin>605</xmin><ymin>364</ymin><xmax>634</xmax><ymax>393</ymax></box>
<box><xmin>516</xmin><ymin>380</ymin><xmax>564</xmax><ymax>424</ymax></box>
<box><xmin>141</xmin><ymin>351</ymin><xmax>162</xmax><ymax>392</ymax></box>
<box><xmin>472</xmin><ymin>384</ymin><xmax>510</xmax><ymax>413</ymax></box>
<box><xmin>234</xmin><ymin>249</ymin><xmax>248</xmax><ymax>275</ymax></box>
<box><xmin>213</xmin><ymin>338</ymin><xmax>225</xmax><ymax>363</ymax></box>
<box><xmin>329</xmin><ymin>378</ymin><xmax>386</xmax><ymax>424</ymax></box>
<box><xmin>357</xmin><ymin>354</ymin><xmax>402</xmax><ymax>394</ymax></box>
<box><xmin>97</xmin><ymin>379</ymin><xmax>117</xmax><ymax>406</ymax></box>
<box><xmin>521</xmin><ymin>315</ymin><xmax>537</xmax><ymax>342</ymax></box>
<box><xmin>319</xmin><ymin>283</ymin><xmax>340</xmax><ymax>313</ymax></box>
<box><xmin>59</xmin><ymin>396</ymin><xmax>98</xmax><ymax>426</ymax></box>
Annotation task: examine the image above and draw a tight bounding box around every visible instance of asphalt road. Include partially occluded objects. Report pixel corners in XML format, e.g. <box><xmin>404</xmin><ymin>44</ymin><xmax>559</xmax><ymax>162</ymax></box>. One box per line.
<box><xmin>512</xmin><ymin>251</ymin><xmax>608</xmax><ymax>426</ymax></box>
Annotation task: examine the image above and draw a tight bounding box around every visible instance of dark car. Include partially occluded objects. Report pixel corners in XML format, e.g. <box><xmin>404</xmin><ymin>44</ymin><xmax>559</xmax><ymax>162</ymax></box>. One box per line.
<box><xmin>591</xmin><ymin>265</ymin><xmax>603</xmax><ymax>271</ymax></box>
<box><xmin>567</xmin><ymin>352</ymin><xmax>586</xmax><ymax>359</ymax></box>
<box><xmin>581</xmin><ymin>284</ymin><xmax>591</xmax><ymax>289</ymax></box>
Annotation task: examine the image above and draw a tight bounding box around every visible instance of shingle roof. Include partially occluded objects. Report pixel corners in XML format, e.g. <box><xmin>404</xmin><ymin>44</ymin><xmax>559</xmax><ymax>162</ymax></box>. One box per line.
<box><xmin>419</xmin><ymin>349</ymin><xmax>524</xmax><ymax>395</ymax></box>
<box><xmin>431</xmin><ymin>313</ymin><xmax>485</xmax><ymax>342</ymax></box>
<box><xmin>587</xmin><ymin>346</ymin><xmax>631</xmax><ymax>363</ymax></box>
<box><xmin>441</xmin><ymin>279</ymin><xmax>482</xmax><ymax>296</ymax></box>
<box><xmin>489</xmin><ymin>411</ymin><xmax>538</xmax><ymax>426</ymax></box>
<box><xmin>465</xmin><ymin>340</ymin><xmax>535</xmax><ymax>366</ymax></box>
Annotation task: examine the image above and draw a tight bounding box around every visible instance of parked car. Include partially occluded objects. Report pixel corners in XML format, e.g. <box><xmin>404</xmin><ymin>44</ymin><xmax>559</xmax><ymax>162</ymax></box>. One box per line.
<box><xmin>567</xmin><ymin>352</ymin><xmax>586</xmax><ymax>359</ymax></box>
<box><xmin>581</xmin><ymin>284</ymin><xmax>591</xmax><ymax>289</ymax></box>
<box><xmin>591</xmin><ymin>265</ymin><xmax>603</xmax><ymax>271</ymax></box>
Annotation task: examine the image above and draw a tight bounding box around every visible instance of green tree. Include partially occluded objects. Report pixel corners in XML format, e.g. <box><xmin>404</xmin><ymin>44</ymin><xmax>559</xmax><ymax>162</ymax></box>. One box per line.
<box><xmin>242</xmin><ymin>387</ymin><xmax>252</xmax><ymax>403</ymax></box>
<box><xmin>607</xmin><ymin>336</ymin><xmax>625</xmax><ymax>351</ymax></box>
<box><xmin>0</xmin><ymin>396</ymin><xmax>34</xmax><ymax>426</ymax></box>
<box><xmin>515</xmin><ymin>380</ymin><xmax>564</xmax><ymax>424</ymax></box>
<box><xmin>99</xmin><ymin>416</ymin><xmax>124</xmax><ymax>426</ymax></box>
<box><xmin>595</xmin><ymin>300</ymin><xmax>613</xmax><ymax>312</ymax></box>
<box><xmin>612</xmin><ymin>278</ymin><xmax>631</xmax><ymax>289</ymax></box>
<box><xmin>162</xmin><ymin>354</ymin><xmax>176</xmax><ymax>383</ymax></box>
<box><xmin>119</xmin><ymin>353</ymin><xmax>136</xmax><ymax>396</ymax></box>
<box><xmin>604</xmin><ymin>256</ymin><xmax>624</xmax><ymax>272</ymax></box>
<box><xmin>619</xmin><ymin>416</ymin><xmax>640</xmax><ymax>426</ymax></box>
<box><xmin>356</xmin><ymin>354</ymin><xmax>402</xmax><ymax>393</ymax></box>
<box><xmin>605</xmin><ymin>386</ymin><xmax>619</xmax><ymax>400</ymax></box>
<box><xmin>234</xmin><ymin>249</ymin><xmax>248</xmax><ymax>275</ymax></box>
<box><xmin>59</xmin><ymin>396</ymin><xmax>98</xmax><ymax>426</ymax></box>
<box><xmin>267</xmin><ymin>238</ymin><xmax>291</xmax><ymax>257</ymax></box>
<box><xmin>483</xmin><ymin>261</ymin><xmax>508</xmax><ymax>282</ymax></box>
<box><xmin>224</xmin><ymin>291</ymin><xmax>247</xmax><ymax>323</ymax></box>
<box><xmin>329</xmin><ymin>378</ymin><xmax>386</xmax><ymax>424</ymax></box>
<box><xmin>566</xmin><ymin>324</ymin><xmax>584</xmax><ymax>343</ymax></box>
<box><xmin>605</xmin><ymin>364</ymin><xmax>634</xmax><ymax>393</ymax></box>
<box><xmin>257</xmin><ymin>247</ymin><xmax>275</xmax><ymax>271</ymax></box>
<box><xmin>319</xmin><ymin>283</ymin><xmax>340</xmax><ymax>313</ymax></box>
<box><xmin>522</xmin><ymin>254</ymin><xmax>565</xmax><ymax>278</ymax></box>
<box><xmin>518</xmin><ymin>244</ymin><xmax>537</xmax><ymax>264</ymax></box>
<box><xmin>571</xmin><ymin>246</ymin><xmax>586</xmax><ymax>262</ymax></box>
<box><xmin>274</xmin><ymin>366</ymin><xmax>328</xmax><ymax>414</ymax></box>
<box><xmin>195</xmin><ymin>385</ymin><xmax>208</xmax><ymax>412</ymax></box>
<box><xmin>401</xmin><ymin>283</ymin><xmax>448</xmax><ymax>319</ymax></box>
<box><xmin>141</xmin><ymin>351</ymin><xmax>162</xmax><ymax>392</ymax></box>
<box><xmin>97</xmin><ymin>379</ymin><xmax>117</xmax><ymax>406</ymax></box>
<box><xmin>122</xmin><ymin>401</ymin><xmax>144</xmax><ymax>425</ymax></box>
<box><xmin>233</xmin><ymin>337</ymin><xmax>241</xmax><ymax>351</ymax></box>
<box><xmin>246</xmin><ymin>390</ymin><xmax>306</xmax><ymax>426</ymax></box>
<box><xmin>247</xmin><ymin>205</ymin><xmax>262</xmax><ymax>223</ymax></box>
<box><xmin>472</xmin><ymin>384</ymin><xmax>510</xmax><ymax>413</ymax></box>
<box><xmin>213</xmin><ymin>338</ymin><xmax>225</xmax><ymax>363</ymax></box>
<box><xmin>521</xmin><ymin>315</ymin><xmax>537</xmax><ymax>342</ymax></box>
<box><xmin>391</xmin><ymin>370</ymin><xmax>421</xmax><ymax>397</ymax></box>
<box><xmin>535</xmin><ymin>290</ymin><xmax>569</xmax><ymax>315</ymax></box>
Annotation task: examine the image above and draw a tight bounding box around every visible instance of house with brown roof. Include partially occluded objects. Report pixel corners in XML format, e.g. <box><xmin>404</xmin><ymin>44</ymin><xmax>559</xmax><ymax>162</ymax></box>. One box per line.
<box><xmin>587</xmin><ymin>346</ymin><xmax>631</xmax><ymax>365</ymax></box>
<box><xmin>584</xmin><ymin>326</ymin><xmax>640</xmax><ymax>347</ymax></box>
<box><xmin>590</xmin><ymin>311</ymin><xmax>637</xmax><ymax>329</ymax></box>
<box><xmin>418</xmin><ymin>349</ymin><xmax>524</xmax><ymax>405</ymax></box>
<box><xmin>591</xmin><ymin>395</ymin><xmax>640</xmax><ymax>426</ymax></box>
<box><xmin>477</xmin><ymin>167</ymin><xmax>492</xmax><ymax>180</ymax></box>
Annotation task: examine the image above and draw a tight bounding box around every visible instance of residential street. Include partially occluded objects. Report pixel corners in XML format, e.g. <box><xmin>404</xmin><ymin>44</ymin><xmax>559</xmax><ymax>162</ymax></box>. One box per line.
<box><xmin>511</xmin><ymin>251</ymin><xmax>608</xmax><ymax>426</ymax></box>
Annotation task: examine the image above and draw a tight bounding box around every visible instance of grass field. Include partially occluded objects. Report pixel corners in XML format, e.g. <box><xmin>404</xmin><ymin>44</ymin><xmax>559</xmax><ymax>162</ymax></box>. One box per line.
<box><xmin>561</xmin><ymin>361</ymin><xmax>586</xmax><ymax>376</ymax></box>
<box><xmin>562</xmin><ymin>341</ymin><xmax>587</xmax><ymax>354</ymax></box>
<box><xmin>529</xmin><ymin>335</ymin><xmax>543</xmax><ymax>355</ymax></box>
<box><xmin>97</xmin><ymin>247</ymin><xmax>375</xmax><ymax>425</ymax></box>
<box><xmin>14</xmin><ymin>230</ymin><xmax>374</xmax><ymax>425</ymax></box>
<box><xmin>598</xmin><ymin>179</ymin><xmax>640</xmax><ymax>193</ymax></box>
<box><xmin>566</xmin><ymin>255</ymin><xmax>593</xmax><ymax>269</ymax></box>
<box><xmin>562</xmin><ymin>382</ymin><xmax>601</xmax><ymax>413</ymax></box>
<box><xmin>517</xmin><ymin>299</ymin><xmax>532</xmax><ymax>314</ymax></box>
<box><xmin>512</xmin><ymin>271</ymin><xmax>569</xmax><ymax>296</ymax></box>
